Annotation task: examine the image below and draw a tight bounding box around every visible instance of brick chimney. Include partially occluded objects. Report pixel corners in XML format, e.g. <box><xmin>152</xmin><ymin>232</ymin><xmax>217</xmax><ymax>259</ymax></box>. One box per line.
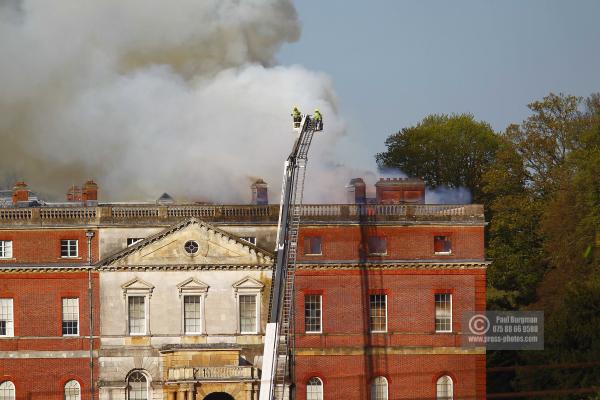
<box><xmin>251</xmin><ymin>179</ymin><xmax>268</xmax><ymax>205</ymax></box>
<box><xmin>11</xmin><ymin>181</ymin><xmax>29</xmax><ymax>205</ymax></box>
<box><xmin>67</xmin><ymin>185</ymin><xmax>82</xmax><ymax>202</ymax></box>
<box><xmin>375</xmin><ymin>177</ymin><xmax>425</xmax><ymax>204</ymax></box>
<box><xmin>346</xmin><ymin>178</ymin><xmax>366</xmax><ymax>204</ymax></box>
<box><xmin>82</xmin><ymin>180</ymin><xmax>98</xmax><ymax>203</ymax></box>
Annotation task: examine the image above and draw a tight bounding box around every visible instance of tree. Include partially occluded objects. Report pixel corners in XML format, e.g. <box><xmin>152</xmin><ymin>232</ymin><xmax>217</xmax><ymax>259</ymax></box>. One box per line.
<box><xmin>375</xmin><ymin>114</ymin><xmax>501</xmax><ymax>203</ymax></box>
<box><xmin>485</xmin><ymin>93</ymin><xmax>600</xmax><ymax>396</ymax></box>
<box><xmin>504</xmin><ymin>93</ymin><xmax>583</xmax><ymax>197</ymax></box>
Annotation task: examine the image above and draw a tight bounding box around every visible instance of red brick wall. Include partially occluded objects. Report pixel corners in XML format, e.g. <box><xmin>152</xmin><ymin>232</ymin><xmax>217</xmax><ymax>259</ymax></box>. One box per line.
<box><xmin>0</xmin><ymin>358</ymin><xmax>97</xmax><ymax>400</ymax></box>
<box><xmin>295</xmin><ymin>269</ymin><xmax>486</xmax><ymax>345</ymax></box>
<box><xmin>295</xmin><ymin>353</ymin><xmax>485</xmax><ymax>400</ymax></box>
<box><xmin>0</xmin><ymin>230</ymin><xmax>99</xmax><ymax>264</ymax></box>
<box><xmin>293</xmin><ymin>268</ymin><xmax>486</xmax><ymax>399</ymax></box>
<box><xmin>297</xmin><ymin>225</ymin><xmax>485</xmax><ymax>262</ymax></box>
<box><xmin>0</xmin><ymin>272</ymin><xmax>100</xmax><ymax>349</ymax></box>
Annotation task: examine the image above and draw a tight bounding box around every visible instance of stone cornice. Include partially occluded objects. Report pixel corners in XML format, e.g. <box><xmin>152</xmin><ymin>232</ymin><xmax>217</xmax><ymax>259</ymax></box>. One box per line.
<box><xmin>0</xmin><ymin>265</ymin><xmax>91</xmax><ymax>273</ymax></box>
<box><xmin>297</xmin><ymin>261</ymin><xmax>489</xmax><ymax>270</ymax></box>
<box><xmin>0</xmin><ymin>261</ymin><xmax>488</xmax><ymax>273</ymax></box>
<box><xmin>97</xmin><ymin>263</ymin><xmax>274</xmax><ymax>272</ymax></box>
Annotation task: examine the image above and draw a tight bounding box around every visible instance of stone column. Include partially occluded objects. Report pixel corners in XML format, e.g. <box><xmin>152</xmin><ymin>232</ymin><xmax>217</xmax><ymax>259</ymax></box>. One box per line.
<box><xmin>177</xmin><ymin>390</ymin><xmax>186</xmax><ymax>400</ymax></box>
<box><xmin>167</xmin><ymin>392</ymin><xmax>176</xmax><ymax>400</ymax></box>
<box><xmin>187</xmin><ymin>390</ymin><xmax>195</xmax><ymax>400</ymax></box>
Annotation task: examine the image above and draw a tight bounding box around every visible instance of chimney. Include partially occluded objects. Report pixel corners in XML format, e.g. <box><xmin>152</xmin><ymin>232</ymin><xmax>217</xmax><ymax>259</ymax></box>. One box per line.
<box><xmin>11</xmin><ymin>181</ymin><xmax>29</xmax><ymax>205</ymax></box>
<box><xmin>251</xmin><ymin>179</ymin><xmax>268</xmax><ymax>205</ymax></box>
<box><xmin>375</xmin><ymin>177</ymin><xmax>425</xmax><ymax>204</ymax></box>
<box><xmin>82</xmin><ymin>180</ymin><xmax>98</xmax><ymax>204</ymax></box>
<box><xmin>346</xmin><ymin>178</ymin><xmax>366</xmax><ymax>204</ymax></box>
<box><xmin>67</xmin><ymin>185</ymin><xmax>82</xmax><ymax>202</ymax></box>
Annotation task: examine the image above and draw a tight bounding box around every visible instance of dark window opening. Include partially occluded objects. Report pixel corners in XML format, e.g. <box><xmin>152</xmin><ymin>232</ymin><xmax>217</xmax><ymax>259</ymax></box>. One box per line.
<box><xmin>368</xmin><ymin>236</ymin><xmax>387</xmax><ymax>255</ymax></box>
<box><xmin>304</xmin><ymin>236</ymin><xmax>322</xmax><ymax>255</ymax></box>
<box><xmin>434</xmin><ymin>236</ymin><xmax>452</xmax><ymax>254</ymax></box>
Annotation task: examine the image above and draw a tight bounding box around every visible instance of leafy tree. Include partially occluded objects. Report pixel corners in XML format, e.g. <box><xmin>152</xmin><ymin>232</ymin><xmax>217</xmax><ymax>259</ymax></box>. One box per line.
<box><xmin>375</xmin><ymin>114</ymin><xmax>501</xmax><ymax>203</ymax></box>
<box><xmin>483</xmin><ymin>93</ymin><xmax>589</xmax><ymax>310</ymax></box>
<box><xmin>486</xmin><ymin>93</ymin><xmax>600</xmax><ymax>396</ymax></box>
<box><xmin>377</xmin><ymin>93</ymin><xmax>600</xmax><ymax>396</ymax></box>
<box><xmin>504</xmin><ymin>93</ymin><xmax>583</xmax><ymax>197</ymax></box>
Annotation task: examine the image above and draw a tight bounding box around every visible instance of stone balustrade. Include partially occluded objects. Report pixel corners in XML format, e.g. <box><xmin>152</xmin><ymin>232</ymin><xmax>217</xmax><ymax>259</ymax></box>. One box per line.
<box><xmin>0</xmin><ymin>203</ymin><xmax>484</xmax><ymax>226</ymax></box>
<box><xmin>167</xmin><ymin>366</ymin><xmax>258</xmax><ymax>381</ymax></box>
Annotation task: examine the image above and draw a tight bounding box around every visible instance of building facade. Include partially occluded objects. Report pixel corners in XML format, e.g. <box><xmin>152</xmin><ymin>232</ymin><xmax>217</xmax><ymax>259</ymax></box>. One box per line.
<box><xmin>0</xmin><ymin>179</ymin><xmax>487</xmax><ymax>399</ymax></box>
<box><xmin>0</xmin><ymin>212</ymin><xmax>100</xmax><ymax>399</ymax></box>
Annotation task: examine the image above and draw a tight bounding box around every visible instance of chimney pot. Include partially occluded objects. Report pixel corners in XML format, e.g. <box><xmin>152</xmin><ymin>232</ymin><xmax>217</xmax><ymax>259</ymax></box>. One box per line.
<box><xmin>346</xmin><ymin>178</ymin><xmax>366</xmax><ymax>204</ymax></box>
<box><xmin>82</xmin><ymin>180</ymin><xmax>98</xmax><ymax>203</ymax></box>
<box><xmin>375</xmin><ymin>176</ymin><xmax>425</xmax><ymax>204</ymax></box>
<box><xmin>12</xmin><ymin>181</ymin><xmax>29</xmax><ymax>205</ymax></box>
<box><xmin>67</xmin><ymin>185</ymin><xmax>82</xmax><ymax>202</ymax></box>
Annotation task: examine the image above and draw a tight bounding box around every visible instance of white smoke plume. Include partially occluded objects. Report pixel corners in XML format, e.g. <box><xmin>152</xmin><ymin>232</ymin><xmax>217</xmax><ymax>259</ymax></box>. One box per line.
<box><xmin>0</xmin><ymin>0</ymin><xmax>349</xmax><ymax>203</ymax></box>
<box><xmin>425</xmin><ymin>186</ymin><xmax>472</xmax><ymax>204</ymax></box>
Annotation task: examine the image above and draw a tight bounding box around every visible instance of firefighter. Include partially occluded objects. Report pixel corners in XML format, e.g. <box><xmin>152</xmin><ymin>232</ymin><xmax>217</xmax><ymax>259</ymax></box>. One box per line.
<box><xmin>313</xmin><ymin>108</ymin><xmax>323</xmax><ymax>130</ymax></box>
<box><xmin>291</xmin><ymin>106</ymin><xmax>301</xmax><ymax>128</ymax></box>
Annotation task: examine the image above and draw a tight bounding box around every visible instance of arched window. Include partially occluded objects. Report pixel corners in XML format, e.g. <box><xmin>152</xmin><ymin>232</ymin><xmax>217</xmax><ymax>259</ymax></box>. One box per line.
<box><xmin>128</xmin><ymin>371</ymin><xmax>148</xmax><ymax>400</ymax></box>
<box><xmin>371</xmin><ymin>376</ymin><xmax>388</xmax><ymax>400</ymax></box>
<box><xmin>0</xmin><ymin>382</ymin><xmax>15</xmax><ymax>400</ymax></box>
<box><xmin>436</xmin><ymin>375</ymin><xmax>453</xmax><ymax>400</ymax></box>
<box><xmin>64</xmin><ymin>380</ymin><xmax>81</xmax><ymax>400</ymax></box>
<box><xmin>306</xmin><ymin>377</ymin><xmax>323</xmax><ymax>400</ymax></box>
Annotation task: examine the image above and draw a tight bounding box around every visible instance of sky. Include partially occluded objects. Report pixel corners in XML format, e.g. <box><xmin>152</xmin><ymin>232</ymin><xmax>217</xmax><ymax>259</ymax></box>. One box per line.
<box><xmin>277</xmin><ymin>0</ymin><xmax>600</xmax><ymax>171</ymax></box>
<box><xmin>1</xmin><ymin>1</ymin><xmax>599</xmax><ymax>202</ymax></box>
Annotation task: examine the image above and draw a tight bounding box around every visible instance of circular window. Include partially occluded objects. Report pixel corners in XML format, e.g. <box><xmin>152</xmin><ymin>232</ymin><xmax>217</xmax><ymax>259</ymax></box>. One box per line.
<box><xmin>184</xmin><ymin>240</ymin><xmax>199</xmax><ymax>255</ymax></box>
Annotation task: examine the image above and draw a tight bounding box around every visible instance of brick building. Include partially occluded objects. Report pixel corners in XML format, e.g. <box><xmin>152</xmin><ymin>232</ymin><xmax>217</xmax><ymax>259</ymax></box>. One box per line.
<box><xmin>0</xmin><ymin>178</ymin><xmax>487</xmax><ymax>399</ymax></box>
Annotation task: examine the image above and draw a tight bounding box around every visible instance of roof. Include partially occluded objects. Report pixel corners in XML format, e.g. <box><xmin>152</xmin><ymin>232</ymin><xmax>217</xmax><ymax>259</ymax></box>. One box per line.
<box><xmin>157</xmin><ymin>192</ymin><xmax>175</xmax><ymax>204</ymax></box>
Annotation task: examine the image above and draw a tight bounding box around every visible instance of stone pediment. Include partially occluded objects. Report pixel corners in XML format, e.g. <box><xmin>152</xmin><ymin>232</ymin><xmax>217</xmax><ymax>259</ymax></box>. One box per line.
<box><xmin>232</xmin><ymin>276</ymin><xmax>264</xmax><ymax>292</ymax></box>
<box><xmin>121</xmin><ymin>277</ymin><xmax>155</xmax><ymax>297</ymax></box>
<box><xmin>177</xmin><ymin>277</ymin><xmax>209</xmax><ymax>295</ymax></box>
<box><xmin>99</xmin><ymin>218</ymin><xmax>273</xmax><ymax>268</ymax></box>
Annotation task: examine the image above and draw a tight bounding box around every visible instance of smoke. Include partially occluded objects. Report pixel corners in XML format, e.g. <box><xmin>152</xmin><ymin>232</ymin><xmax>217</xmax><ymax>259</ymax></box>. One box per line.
<box><xmin>425</xmin><ymin>186</ymin><xmax>472</xmax><ymax>204</ymax></box>
<box><xmin>0</xmin><ymin>0</ymin><xmax>348</xmax><ymax>203</ymax></box>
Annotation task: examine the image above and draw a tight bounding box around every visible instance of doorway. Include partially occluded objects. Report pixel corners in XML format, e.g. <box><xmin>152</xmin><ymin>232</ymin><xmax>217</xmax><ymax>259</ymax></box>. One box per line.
<box><xmin>203</xmin><ymin>392</ymin><xmax>235</xmax><ymax>400</ymax></box>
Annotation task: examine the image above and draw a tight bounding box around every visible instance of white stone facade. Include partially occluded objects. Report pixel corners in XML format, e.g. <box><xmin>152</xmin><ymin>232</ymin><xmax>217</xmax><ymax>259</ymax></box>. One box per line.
<box><xmin>97</xmin><ymin>219</ymin><xmax>273</xmax><ymax>400</ymax></box>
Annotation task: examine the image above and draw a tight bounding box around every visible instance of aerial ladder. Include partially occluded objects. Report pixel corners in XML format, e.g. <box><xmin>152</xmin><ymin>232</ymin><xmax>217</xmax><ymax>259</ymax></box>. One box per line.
<box><xmin>259</xmin><ymin>110</ymin><xmax>323</xmax><ymax>400</ymax></box>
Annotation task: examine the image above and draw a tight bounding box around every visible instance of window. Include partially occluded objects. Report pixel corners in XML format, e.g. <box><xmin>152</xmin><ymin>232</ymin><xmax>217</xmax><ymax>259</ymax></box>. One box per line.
<box><xmin>304</xmin><ymin>294</ymin><xmax>322</xmax><ymax>333</ymax></box>
<box><xmin>0</xmin><ymin>241</ymin><xmax>12</xmax><ymax>259</ymax></box>
<box><xmin>239</xmin><ymin>294</ymin><xmax>257</xmax><ymax>334</ymax></box>
<box><xmin>306</xmin><ymin>377</ymin><xmax>323</xmax><ymax>400</ymax></box>
<box><xmin>62</xmin><ymin>298</ymin><xmax>79</xmax><ymax>336</ymax></box>
<box><xmin>369</xmin><ymin>294</ymin><xmax>387</xmax><ymax>332</ymax></box>
<box><xmin>434</xmin><ymin>235</ymin><xmax>452</xmax><ymax>254</ymax></box>
<box><xmin>0</xmin><ymin>299</ymin><xmax>14</xmax><ymax>337</ymax></box>
<box><xmin>64</xmin><ymin>380</ymin><xmax>81</xmax><ymax>400</ymax></box>
<box><xmin>184</xmin><ymin>240</ymin><xmax>199</xmax><ymax>255</ymax></box>
<box><xmin>128</xmin><ymin>371</ymin><xmax>148</xmax><ymax>400</ymax></box>
<box><xmin>436</xmin><ymin>375</ymin><xmax>454</xmax><ymax>400</ymax></box>
<box><xmin>304</xmin><ymin>236</ymin><xmax>322</xmax><ymax>255</ymax></box>
<box><xmin>127</xmin><ymin>238</ymin><xmax>143</xmax><ymax>247</ymax></box>
<box><xmin>128</xmin><ymin>296</ymin><xmax>146</xmax><ymax>335</ymax></box>
<box><xmin>371</xmin><ymin>376</ymin><xmax>388</xmax><ymax>400</ymax></box>
<box><xmin>435</xmin><ymin>294</ymin><xmax>452</xmax><ymax>332</ymax></box>
<box><xmin>368</xmin><ymin>236</ymin><xmax>387</xmax><ymax>255</ymax></box>
<box><xmin>60</xmin><ymin>240</ymin><xmax>78</xmax><ymax>258</ymax></box>
<box><xmin>233</xmin><ymin>277</ymin><xmax>263</xmax><ymax>334</ymax></box>
<box><xmin>0</xmin><ymin>381</ymin><xmax>15</xmax><ymax>400</ymax></box>
<box><xmin>240</xmin><ymin>236</ymin><xmax>257</xmax><ymax>245</ymax></box>
<box><xmin>184</xmin><ymin>295</ymin><xmax>202</xmax><ymax>334</ymax></box>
